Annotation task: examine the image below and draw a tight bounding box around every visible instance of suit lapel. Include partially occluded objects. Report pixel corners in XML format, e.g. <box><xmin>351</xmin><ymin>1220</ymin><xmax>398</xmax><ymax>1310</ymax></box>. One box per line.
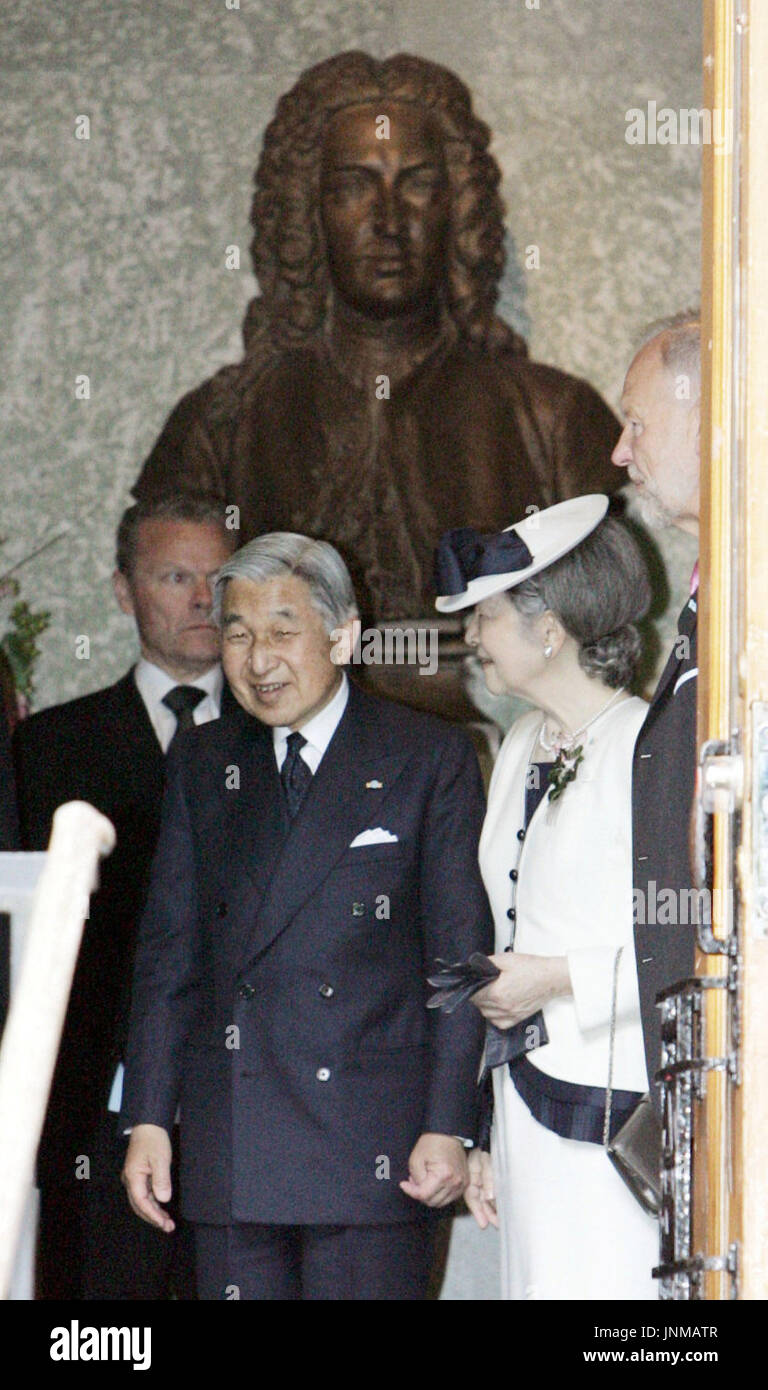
<box><xmin>117</xmin><ymin>669</ymin><xmax>161</xmax><ymax>738</ymax></box>
<box><xmin>122</xmin><ymin>665</ymin><xmax>238</xmax><ymax>791</ymax></box>
<box><xmin>203</xmin><ymin>710</ymin><xmax>287</xmax><ymax>965</ymax></box>
<box><xmin>241</xmin><ymin>684</ymin><xmax>412</xmax><ymax>967</ymax></box>
<box><xmin>641</xmin><ymin>599</ymin><xmax>698</xmax><ymax>734</ymax></box>
<box><xmin>112</xmin><ymin>670</ymin><xmax>165</xmax><ymax>785</ymax></box>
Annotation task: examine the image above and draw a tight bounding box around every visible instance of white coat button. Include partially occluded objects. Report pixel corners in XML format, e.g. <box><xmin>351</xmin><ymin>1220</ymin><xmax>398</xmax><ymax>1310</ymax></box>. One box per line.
<box><xmin>316</xmin><ymin>1067</ymin><xmax>331</xmax><ymax>1082</ymax></box>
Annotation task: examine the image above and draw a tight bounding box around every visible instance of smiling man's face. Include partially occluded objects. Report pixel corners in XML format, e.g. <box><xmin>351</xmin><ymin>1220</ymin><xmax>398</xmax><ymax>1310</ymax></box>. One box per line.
<box><xmin>220</xmin><ymin>574</ymin><xmax>353</xmax><ymax>730</ymax></box>
<box><xmin>114</xmin><ymin>518</ymin><xmax>232</xmax><ymax>680</ymax></box>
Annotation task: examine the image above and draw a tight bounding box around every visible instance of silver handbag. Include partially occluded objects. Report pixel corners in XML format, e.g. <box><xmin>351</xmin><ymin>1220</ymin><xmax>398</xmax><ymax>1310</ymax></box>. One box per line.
<box><xmin>602</xmin><ymin>947</ymin><xmax>662</xmax><ymax>1216</ymax></box>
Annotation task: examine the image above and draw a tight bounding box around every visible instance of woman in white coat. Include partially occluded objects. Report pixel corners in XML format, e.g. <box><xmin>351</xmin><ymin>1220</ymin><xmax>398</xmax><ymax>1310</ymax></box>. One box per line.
<box><xmin>434</xmin><ymin>496</ymin><xmax>658</xmax><ymax>1301</ymax></box>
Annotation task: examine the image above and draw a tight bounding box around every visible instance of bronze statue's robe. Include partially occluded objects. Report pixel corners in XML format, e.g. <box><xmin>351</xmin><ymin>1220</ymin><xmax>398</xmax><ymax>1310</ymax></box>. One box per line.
<box><xmin>134</xmin><ymin>325</ymin><xmax>620</xmax><ymax>623</ymax></box>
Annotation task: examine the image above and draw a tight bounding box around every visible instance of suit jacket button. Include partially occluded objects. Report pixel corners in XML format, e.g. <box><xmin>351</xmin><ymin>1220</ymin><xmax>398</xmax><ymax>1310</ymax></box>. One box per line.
<box><xmin>316</xmin><ymin>1067</ymin><xmax>331</xmax><ymax>1082</ymax></box>
<box><xmin>319</xmin><ymin>984</ymin><xmax>335</xmax><ymax>998</ymax></box>
<box><xmin>351</xmin><ymin>902</ymin><xmax>365</xmax><ymax>917</ymax></box>
<box><xmin>217</xmin><ymin>902</ymin><xmax>228</xmax><ymax>917</ymax></box>
<box><xmin>238</xmin><ymin>983</ymin><xmax>256</xmax><ymax>1000</ymax></box>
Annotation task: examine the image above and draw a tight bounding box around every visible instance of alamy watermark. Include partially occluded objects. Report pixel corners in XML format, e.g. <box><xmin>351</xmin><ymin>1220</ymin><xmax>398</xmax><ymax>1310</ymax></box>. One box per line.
<box><xmin>633</xmin><ymin>881</ymin><xmax>733</xmax><ymax>927</ymax></box>
<box><xmin>331</xmin><ymin>619</ymin><xmax>437</xmax><ymax>677</ymax></box>
<box><xmin>50</xmin><ymin>1322</ymin><xmax>150</xmax><ymax>1370</ymax></box>
<box><xmin>625</xmin><ymin>102</ymin><xmax>733</xmax><ymax>152</ymax></box>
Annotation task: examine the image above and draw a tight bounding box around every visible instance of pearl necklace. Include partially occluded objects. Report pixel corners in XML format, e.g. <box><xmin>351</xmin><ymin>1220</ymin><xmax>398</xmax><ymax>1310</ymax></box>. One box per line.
<box><xmin>538</xmin><ymin>687</ymin><xmax>626</xmax><ymax>757</ymax></box>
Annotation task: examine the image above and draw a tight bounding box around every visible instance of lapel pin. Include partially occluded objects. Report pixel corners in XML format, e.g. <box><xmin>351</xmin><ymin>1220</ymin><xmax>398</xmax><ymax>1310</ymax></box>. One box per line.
<box><xmin>365</xmin><ymin>779</ymin><xmax>384</xmax><ymax>789</ymax></box>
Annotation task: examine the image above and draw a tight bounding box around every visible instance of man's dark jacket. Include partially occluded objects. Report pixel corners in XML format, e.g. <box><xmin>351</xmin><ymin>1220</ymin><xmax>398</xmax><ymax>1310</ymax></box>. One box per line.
<box><xmin>0</xmin><ymin>712</ymin><xmax>19</xmax><ymax>852</ymax></box>
<box><xmin>122</xmin><ymin>681</ymin><xmax>493</xmax><ymax>1226</ymax></box>
<box><xmin>0</xmin><ymin>711</ymin><xmax>20</xmax><ymax>1030</ymax></box>
<box><xmin>13</xmin><ymin>671</ymin><xmax>165</xmax><ymax>1182</ymax></box>
<box><xmin>632</xmin><ymin>595</ymin><xmax>698</xmax><ymax>1103</ymax></box>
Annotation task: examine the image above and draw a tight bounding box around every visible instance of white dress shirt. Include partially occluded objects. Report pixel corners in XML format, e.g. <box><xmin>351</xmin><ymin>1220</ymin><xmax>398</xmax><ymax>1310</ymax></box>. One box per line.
<box><xmin>133</xmin><ymin>658</ymin><xmax>223</xmax><ymax>752</ymax></box>
<box><xmin>272</xmin><ymin>672</ymin><xmax>349</xmax><ymax>774</ymax></box>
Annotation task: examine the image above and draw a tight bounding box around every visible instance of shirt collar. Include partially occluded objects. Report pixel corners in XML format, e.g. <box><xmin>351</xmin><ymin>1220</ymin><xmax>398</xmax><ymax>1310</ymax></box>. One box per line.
<box><xmin>134</xmin><ymin>657</ymin><xmax>223</xmax><ymax>710</ymax></box>
<box><xmin>272</xmin><ymin>672</ymin><xmax>349</xmax><ymax>763</ymax></box>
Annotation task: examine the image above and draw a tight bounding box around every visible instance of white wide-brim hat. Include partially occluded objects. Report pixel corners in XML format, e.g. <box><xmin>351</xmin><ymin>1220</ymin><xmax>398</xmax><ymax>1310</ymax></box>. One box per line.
<box><xmin>434</xmin><ymin>495</ymin><xmax>609</xmax><ymax>613</ymax></box>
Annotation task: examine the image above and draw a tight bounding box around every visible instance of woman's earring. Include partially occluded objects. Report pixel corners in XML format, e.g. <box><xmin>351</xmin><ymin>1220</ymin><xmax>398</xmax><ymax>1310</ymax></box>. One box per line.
<box><xmin>543</xmin><ymin>644</ymin><xmax>553</xmax><ymax>659</ymax></box>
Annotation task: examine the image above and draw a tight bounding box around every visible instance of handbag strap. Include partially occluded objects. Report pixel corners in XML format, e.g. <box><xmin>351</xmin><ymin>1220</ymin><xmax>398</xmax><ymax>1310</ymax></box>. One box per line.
<box><xmin>602</xmin><ymin>946</ymin><xmax>624</xmax><ymax>1147</ymax></box>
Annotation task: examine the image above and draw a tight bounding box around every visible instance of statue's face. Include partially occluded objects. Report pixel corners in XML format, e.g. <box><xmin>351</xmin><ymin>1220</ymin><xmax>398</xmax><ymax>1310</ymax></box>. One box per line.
<box><xmin>320</xmin><ymin>101</ymin><xmax>450</xmax><ymax>318</ymax></box>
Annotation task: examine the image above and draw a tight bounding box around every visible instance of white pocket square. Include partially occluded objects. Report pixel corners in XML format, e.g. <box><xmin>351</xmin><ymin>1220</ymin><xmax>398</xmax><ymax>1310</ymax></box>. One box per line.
<box><xmin>673</xmin><ymin>667</ymin><xmax>698</xmax><ymax>696</ymax></box>
<box><xmin>349</xmin><ymin>827</ymin><xmax>399</xmax><ymax>848</ymax></box>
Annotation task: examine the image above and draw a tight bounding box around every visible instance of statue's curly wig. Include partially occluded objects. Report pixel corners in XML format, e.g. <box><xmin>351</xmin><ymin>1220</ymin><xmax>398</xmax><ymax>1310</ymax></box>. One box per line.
<box><xmin>242</xmin><ymin>51</ymin><xmax>523</xmax><ymax>358</ymax></box>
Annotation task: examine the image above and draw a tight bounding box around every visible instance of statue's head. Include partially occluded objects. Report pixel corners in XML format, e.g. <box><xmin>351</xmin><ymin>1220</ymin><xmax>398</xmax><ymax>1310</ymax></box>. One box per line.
<box><xmin>246</xmin><ymin>51</ymin><xmax>518</xmax><ymax>353</ymax></box>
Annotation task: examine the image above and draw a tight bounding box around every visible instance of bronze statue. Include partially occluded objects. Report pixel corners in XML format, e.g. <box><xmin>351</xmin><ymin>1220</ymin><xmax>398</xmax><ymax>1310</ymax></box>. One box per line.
<box><xmin>133</xmin><ymin>51</ymin><xmax>620</xmax><ymax>716</ymax></box>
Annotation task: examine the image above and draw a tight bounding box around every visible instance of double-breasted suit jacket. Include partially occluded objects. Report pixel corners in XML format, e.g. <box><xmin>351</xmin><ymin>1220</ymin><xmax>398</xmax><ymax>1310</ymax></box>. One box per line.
<box><xmin>122</xmin><ymin>680</ymin><xmax>493</xmax><ymax>1228</ymax></box>
<box><xmin>13</xmin><ymin>671</ymin><xmax>166</xmax><ymax>1182</ymax></box>
<box><xmin>632</xmin><ymin>594</ymin><xmax>698</xmax><ymax>1101</ymax></box>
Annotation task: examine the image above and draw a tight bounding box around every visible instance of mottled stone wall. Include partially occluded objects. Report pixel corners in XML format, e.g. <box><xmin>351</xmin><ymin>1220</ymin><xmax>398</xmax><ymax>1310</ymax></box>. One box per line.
<box><xmin>2</xmin><ymin>0</ymin><xmax>701</xmax><ymax>712</ymax></box>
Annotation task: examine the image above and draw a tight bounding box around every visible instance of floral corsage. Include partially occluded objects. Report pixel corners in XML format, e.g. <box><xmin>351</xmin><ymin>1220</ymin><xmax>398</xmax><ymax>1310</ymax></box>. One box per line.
<box><xmin>546</xmin><ymin>744</ymin><xmax>584</xmax><ymax>803</ymax></box>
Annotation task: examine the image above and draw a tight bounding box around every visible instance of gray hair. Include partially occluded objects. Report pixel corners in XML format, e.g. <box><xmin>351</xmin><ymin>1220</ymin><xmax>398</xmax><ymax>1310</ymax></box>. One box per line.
<box><xmin>506</xmin><ymin>517</ymin><xmax>651</xmax><ymax>689</ymax></box>
<box><xmin>213</xmin><ymin>532</ymin><xmax>359</xmax><ymax>632</ymax></box>
<box><xmin>116</xmin><ymin>493</ymin><xmax>231</xmax><ymax>579</ymax></box>
<box><xmin>636</xmin><ymin>309</ymin><xmax>701</xmax><ymax>395</ymax></box>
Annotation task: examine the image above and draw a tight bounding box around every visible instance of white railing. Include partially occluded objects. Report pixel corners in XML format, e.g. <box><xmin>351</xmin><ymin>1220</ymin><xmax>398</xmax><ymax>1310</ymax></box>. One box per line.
<box><xmin>0</xmin><ymin>801</ymin><xmax>115</xmax><ymax>1299</ymax></box>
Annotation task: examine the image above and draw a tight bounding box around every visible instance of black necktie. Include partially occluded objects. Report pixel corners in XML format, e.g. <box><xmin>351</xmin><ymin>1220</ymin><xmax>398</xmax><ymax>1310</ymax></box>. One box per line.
<box><xmin>162</xmin><ymin>685</ymin><xmax>206</xmax><ymax>751</ymax></box>
<box><xmin>281</xmin><ymin>731</ymin><xmax>313</xmax><ymax>820</ymax></box>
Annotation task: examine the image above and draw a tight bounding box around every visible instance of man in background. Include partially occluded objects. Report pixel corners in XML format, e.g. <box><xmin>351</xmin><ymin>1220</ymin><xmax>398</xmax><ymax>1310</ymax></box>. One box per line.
<box><xmin>0</xmin><ymin>701</ymin><xmax>19</xmax><ymax>1033</ymax></box>
<box><xmin>0</xmin><ymin>689</ymin><xmax>19</xmax><ymax>853</ymax></box>
<box><xmin>611</xmin><ymin>311</ymin><xmax>701</xmax><ymax>1101</ymax></box>
<box><xmin>13</xmin><ymin>493</ymin><xmax>234</xmax><ymax>1298</ymax></box>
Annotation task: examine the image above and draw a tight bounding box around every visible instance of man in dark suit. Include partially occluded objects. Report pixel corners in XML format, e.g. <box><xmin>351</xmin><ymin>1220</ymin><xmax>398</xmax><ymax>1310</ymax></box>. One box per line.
<box><xmin>13</xmin><ymin>493</ymin><xmax>235</xmax><ymax>1298</ymax></box>
<box><xmin>122</xmin><ymin>532</ymin><xmax>492</xmax><ymax>1300</ymax></box>
<box><xmin>612</xmin><ymin>312</ymin><xmax>701</xmax><ymax>1101</ymax></box>
<box><xmin>0</xmin><ymin>705</ymin><xmax>19</xmax><ymax>854</ymax></box>
<box><xmin>0</xmin><ymin>706</ymin><xmax>20</xmax><ymax>1033</ymax></box>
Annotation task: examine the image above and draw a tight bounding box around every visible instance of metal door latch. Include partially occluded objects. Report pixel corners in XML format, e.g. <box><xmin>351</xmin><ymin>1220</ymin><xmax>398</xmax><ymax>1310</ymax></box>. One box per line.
<box><xmin>700</xmin><ymin>738</ymin><xmax>743</xmax><ymax>813</ymax></box>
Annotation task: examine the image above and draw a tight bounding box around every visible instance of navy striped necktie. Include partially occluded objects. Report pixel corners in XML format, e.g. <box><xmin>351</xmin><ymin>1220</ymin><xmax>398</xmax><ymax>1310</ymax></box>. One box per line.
<box><xmin>281</xmin><ymin>731</ymin><xmax>313</xmax><ymax>819</ymax></box>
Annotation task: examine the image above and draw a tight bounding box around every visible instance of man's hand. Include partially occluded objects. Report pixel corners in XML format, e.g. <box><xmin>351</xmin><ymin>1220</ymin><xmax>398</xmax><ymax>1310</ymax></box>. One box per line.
<box><xmin>471</xmin><ymin>952</ymin><xmax>571</xmax><ymax>1030</ymax></box>
<box><xmin>464</xmin><ymin>1148</ymin><xmax>499</xmax><ymax>1230</ymax></box>
<box><xmin>121</xmin><ymin>1123</ymin><xmax>176</xmax><ymax>1232</ymax></box>
<box><xmin>399</xmin><ymin>1133</ymin><xmax>469</xmax><ymax>1208</ymax></box>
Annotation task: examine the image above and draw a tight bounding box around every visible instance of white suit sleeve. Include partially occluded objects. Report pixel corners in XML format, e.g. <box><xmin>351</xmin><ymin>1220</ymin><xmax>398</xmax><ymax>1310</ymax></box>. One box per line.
<box><xmin>566</xmin><ymin>943</ymin><xmax>642</xmax><ymax>1034</ymax></box>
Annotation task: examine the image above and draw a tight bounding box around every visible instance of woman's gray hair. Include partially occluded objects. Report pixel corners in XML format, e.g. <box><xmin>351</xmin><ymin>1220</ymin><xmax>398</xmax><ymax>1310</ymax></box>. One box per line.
<box><xmin>507</xmin><ymin>517</ymin><xmax>652</xmax><ymax>689</ymax></box>
<box><xmin>213</xmin><ymin>532</ymin><xmax>359</xmax><ymax>632</ymax></box>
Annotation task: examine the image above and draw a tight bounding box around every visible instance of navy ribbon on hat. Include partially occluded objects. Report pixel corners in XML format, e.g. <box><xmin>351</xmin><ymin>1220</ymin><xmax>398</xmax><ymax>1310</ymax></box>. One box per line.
<box><xmin>434</xmin><ymin>526</ymin><xmax>534</xmax><ymax>597</ymax></box>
